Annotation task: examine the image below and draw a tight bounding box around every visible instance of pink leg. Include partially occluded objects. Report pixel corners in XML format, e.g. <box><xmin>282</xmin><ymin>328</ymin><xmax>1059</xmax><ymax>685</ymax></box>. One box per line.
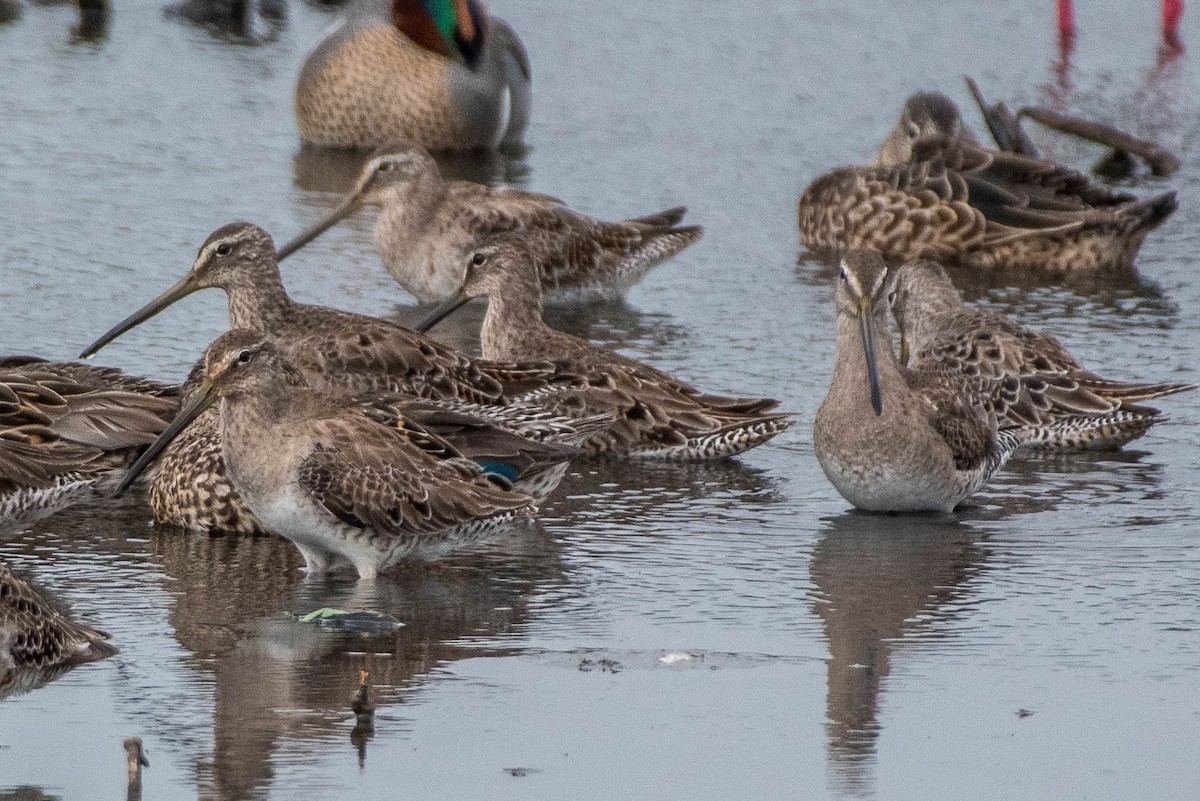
<box><xmin>1163</xmin><ymin>0</ymin><xmax>1184</xmax><ymax>49</ymax></box>
<box><xmin>1056</xmin><ymin>0</ymin><xmax>1076</xmax><ymax>39</ymax></box>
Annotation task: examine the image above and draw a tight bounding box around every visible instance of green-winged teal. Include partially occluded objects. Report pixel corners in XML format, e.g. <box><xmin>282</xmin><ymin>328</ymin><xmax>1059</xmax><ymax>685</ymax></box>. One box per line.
<box><xmin>295</xmin><ymin>0</ymin><xmax>531</xmax><ymax>151</ymax></box>
<box><xmin>277</xmin><ymin>148</ymin><xmax>703</xmax><ymax>302</ymax></box>
<box><xmin>798</xmin><ymin>92</ymin><xmax>1177</xmax><ymax>273</ymax></box>
<box><xmin>417</xmin><ymin>242</ymin><xmax>794</xmax><ymax>459</ymax></box>
<box><xmin>812</xmin><ymin>251</ymin><xmax>1023</xmax><ymax>512</ymax></box>
<box><xmin>0</xmin><ymin>560</ymin><xmax>117</xmax><ymax>697</ymax></box>
<box><xmin>0</xmin><ymin>357</ymin><xmax>178</xmax><ymax>529</ymax></box>
<box><xmin>118</xmin><ymin>330</ymin><xmax>538</xmax><ymax>579</ymax></box>
<box><xmin>889</xmin><ymin>258</ymin><xmax>1195</xmax><ymax>449</ymax></box>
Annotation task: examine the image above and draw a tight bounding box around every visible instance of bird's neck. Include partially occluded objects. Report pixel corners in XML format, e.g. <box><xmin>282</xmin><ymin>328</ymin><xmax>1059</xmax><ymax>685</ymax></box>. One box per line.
<box><xmin>225</xmin><ymin>273</ymin><xmax>293</xmax><ymax>331</ymax></box>
<box><xmin>480</xmin><ymin>280</ymin><xmax>550</xmax><ymax>362</ymax></box>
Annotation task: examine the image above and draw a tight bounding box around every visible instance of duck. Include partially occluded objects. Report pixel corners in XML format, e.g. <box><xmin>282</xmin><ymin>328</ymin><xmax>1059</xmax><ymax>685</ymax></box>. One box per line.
<box><xmin>0</xmin><ymin>357</ymin><xmax>178</xmax><ymax>529</ymax></box>
<box><xmin>0</xmin><ymin>560</ymin><xmax>118</xmax><ymax>697</ymax></box>
<box><xmin>295</xmin><ymin>0</ymin><xmax>531</xmax><ymax>151</ymax></box>
<box><xmin>798</xmin><ymin>92</ymin><xmax>1177</xmax><ymax>273</ymax></box>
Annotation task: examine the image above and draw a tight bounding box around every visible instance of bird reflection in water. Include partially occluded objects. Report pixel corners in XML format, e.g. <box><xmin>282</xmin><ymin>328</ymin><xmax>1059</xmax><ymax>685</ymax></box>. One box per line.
<box><xmin>808</xmin><ymin>513</ymin><xmax>989</xmax><ymax>794</ymax></box>
<box><xmin>147</xmin><ymin>522</ymin><xmax>563</xmax><ymax>799</ymax></box>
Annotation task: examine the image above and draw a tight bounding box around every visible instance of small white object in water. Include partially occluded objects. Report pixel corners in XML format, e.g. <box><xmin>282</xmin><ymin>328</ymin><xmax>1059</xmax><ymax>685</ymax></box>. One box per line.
<box><xmin>659</xmin><ymin>652</ymin><xmax>694</xmax><ymax>665</ymax></box>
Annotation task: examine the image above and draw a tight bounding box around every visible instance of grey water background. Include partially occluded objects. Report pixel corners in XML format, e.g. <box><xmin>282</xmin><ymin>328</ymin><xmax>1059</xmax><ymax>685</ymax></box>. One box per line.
<box><xmin>1</xmin><ymin>0</ymin><xmax>1199</xmax><ymax>798</ymax></box>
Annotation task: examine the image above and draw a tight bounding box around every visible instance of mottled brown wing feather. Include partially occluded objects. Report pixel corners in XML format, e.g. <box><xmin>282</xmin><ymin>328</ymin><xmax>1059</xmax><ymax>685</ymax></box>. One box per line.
<box><xmin>902</xmin><ymin>367</ymin><xmax>998</xmax><ymax>472</ymax></box>
<box><xmin>287</xmin><ymin>305</ymin><xmax>555</xmax><ymax>404</ymax></box>
<box><xmin>0</xmin><ymin>562</ymin><xmax>116</xmax><ymax>668</ymax></box>
<box><xmin>297</xmin><ymin>416</ymin><xmax>532</xmax><ymax>536</ymax></box>
<box><xmin>798</xmin><ymin>162</ymin><xmax>988</xmax><ymax>260</ymax></box>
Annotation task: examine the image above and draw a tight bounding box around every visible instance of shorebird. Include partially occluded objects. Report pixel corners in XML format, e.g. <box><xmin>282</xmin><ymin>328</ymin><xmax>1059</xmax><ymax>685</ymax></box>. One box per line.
<box><xmin>80</xmin><ymin>223</ymin><xmax>563</xmax><ymax>405</ymax></box>
<box><xmin>889</xmin><ymin>259</ymin><xmax>1195</xmax><ymax>449</ymax></box>
<box><xmin>798</xmin><ymin>92</ymin><xmax>1177</xmax><ymax>273</ymax></box>
<box><xmin>0</xmin><ymin>357</ymin><xmax>178</xmax><ymax>529</ymax></box>
<box><xmin>118</xmin><ymin>330</ymin><xmax>538</xmax><ymax>579</ymax></box>
<box><xmin>417</xmin><ymin>242</ymin><xmax>793</xmax><ymax>459</ymax></box>
<box><xmin>812</xmin><ymin>250</ymin><xmax>1023</xmax><ymax>512</ymax></box>
<box><xmin>79</xmin><ymin>222</ymin><xmax>596</xmax><ymax>534</ymax></box>
<box><xmin>295</xmin><ymin>0</ymin><xmax>531</xmax><ymax>151</ymax></box>
<box><xmin>146</xmin><ymin>390</ymin><xmax>588</xmax><ymax>536</ymax></box>
<box><xmin>276</xmin><ymin>148</ymin><xmax>703</xmax><ymax>303</ymax></box>
<box><xmin>0</xmin><ymin>560</ymin><xmax>117</xmax><ymax>697</ymax></box>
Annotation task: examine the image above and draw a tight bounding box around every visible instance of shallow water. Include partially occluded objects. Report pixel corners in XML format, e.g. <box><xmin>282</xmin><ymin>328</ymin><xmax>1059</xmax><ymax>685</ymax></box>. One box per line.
<box><xmin>1</xmin><ymin>0</ymin><xmax>1199</xmax><ymax>799</ymax></box>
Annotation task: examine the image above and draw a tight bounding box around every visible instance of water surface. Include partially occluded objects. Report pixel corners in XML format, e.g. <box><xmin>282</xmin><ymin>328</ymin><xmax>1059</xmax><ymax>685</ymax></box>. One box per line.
<box><xmin>1</xmin><ymin>1</ymin><xmax>1198</xmax><ymax>799</ymax></box>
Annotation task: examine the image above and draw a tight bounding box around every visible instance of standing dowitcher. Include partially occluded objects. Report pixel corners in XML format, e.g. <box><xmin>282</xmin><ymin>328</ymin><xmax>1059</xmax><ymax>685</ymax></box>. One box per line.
<box><xmin>417</xmin><ymin>242</ymin><xmax>793</xmax><ymax>459</ymax></box>
<box><xmin>79</xmin><ymin>222</ymin><xmax>594</xmax><ymax>534</ymax></box>
<box><xmin>812</xmin><ymin>251</ymin><xmax>1023</xmax><ymax>513</ymax></box>
<box><xmin>295</xmin><ymin>0</ymin><xmax>530</xmax><ymax>151</ymax></box>
<box><xmin>1</xmin><ymin>560</ymin><xmax>117</xmax><ymax>697</ymax></box>
<box><xmin>277</xmin><ymin>148</ymin><xmax>704</xmax><ymax>302</ymax></box>
<box><xmin>119</xmin><ymin>330</ymin><xmax>537</xmax><ymax>579</ymax></box>
<box><xmin>889</xmin><ymin>259</ymin><xmax>1195</xmax><ymax>449</ymax></box>
<box><xmin>798</xmin><ymin>92</ymin><xmax>1177</xmax><ymax>273</ymax></box>
<box><xmin>0</xmin><ymin>357</ymin><xmax>178</xmax><ymax>529</ymax></box>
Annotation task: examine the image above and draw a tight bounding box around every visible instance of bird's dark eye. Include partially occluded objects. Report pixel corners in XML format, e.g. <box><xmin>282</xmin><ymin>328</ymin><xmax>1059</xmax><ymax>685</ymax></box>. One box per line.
<box><xmin>888</xmin><ymin>290</ymin><xmax>898</xmax><ymax>305</ymax></box>
<box><xmin>216</xmin><ymin>243</ymin><xmax>233</xmax><ymax>256</ymax></box>
<box><xmin>378</xmin><ymin>161</ymin><xmax>395</xmax><ymax>173</ymax></box>
<box><xmin>471</xmin><ymin>252</ymin><xmax>488</xmax><ymax>267</ymax></box>
<box><xmin>236</xmin><ymin>349</ymin><xmax>252</xmax><ymax>364</ymax></box>
<box><xmin>906</xmin><ymin>121</ymin><xmax>920</xmax><ymax>138</ymax></box>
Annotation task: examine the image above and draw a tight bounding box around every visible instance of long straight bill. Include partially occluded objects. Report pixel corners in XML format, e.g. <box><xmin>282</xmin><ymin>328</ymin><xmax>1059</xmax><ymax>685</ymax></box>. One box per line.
<box><xmin>859</xmin><ymin>308</ymin><xmax>883</xmax><ymax>416</ymax></box>
<box><xmin>275</xmin><ymin>198</ymin><xmax>361</xmax><ymax>261</ymax></box>
<box><xmin>414</xmin><ymin>290</ymin><xmax>470</xmax><ymax>333</ymax></box>
<box><xmin>79</xmin><ymin>274</ymin><xmax>197</xmax><ymax>359</ymax></box>
<box><xmin>113</xmin><ymin>380</ymin><xmax>217</xmax><ymax>497</ymax></box>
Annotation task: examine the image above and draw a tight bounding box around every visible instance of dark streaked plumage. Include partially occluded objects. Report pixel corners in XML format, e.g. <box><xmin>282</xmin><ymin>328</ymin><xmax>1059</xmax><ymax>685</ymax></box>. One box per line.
<box><xmin>120</xmin><ymin>331</ymin><xmax>538</xmax><ymax>579</ymax></box>
<box><xmin>889</xmin><ymin>259</ymin><xmax>1195</xmax><ymax>449</ymax></box>
<box><xmin>417</xmin><ymin>242</ymin><xmax>793</xmax><ymax>459</ymax></box>
<box><xmin>0</xmin><ymin>560</ymin><xmax>117</xmax><ymax>697</ymax></box>
<box><xmin>277</xmin><ymin>148</ymin><xmax>703</xmax><ymax>302</ymax></box>
<box><xmin>812</xmin><ymin>250</ymin><xmax>1022</xmax><ymax>512</ymax></box>
<box><xmin>79</xmin><ymin>223</ymin><xmax>599</xmax><ymax>534</ymax></box>
<box><xmin>798</xmin><ymin>92</ymin><xmax>1177</xmax><ymax>273</ymax></box>
<box><xmin>0</xmin><ymin>357</ymin><xmax>178</xmax><ymax>529</ymax></box>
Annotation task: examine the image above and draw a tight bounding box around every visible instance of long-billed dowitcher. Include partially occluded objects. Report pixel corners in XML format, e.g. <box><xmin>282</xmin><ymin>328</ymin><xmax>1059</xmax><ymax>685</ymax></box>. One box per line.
<box><xmin>417</xmin><ymin>242</ymin><xmax>794</xmax><ymax>459</ymax></box>
<box><xmin>798</xmin><ymin>92</ymin><xmax>1177</xmax><ymax>273</ymax></box>
<box><xmin>295</xmin><ymin>0</ymin><xmax>530</xmax><ymax>151</ymax></box>
<box><xmin>0</xmin><ymin>357</ymin><xmax>178</xmax><ymax>529</ymax></box>
<box><xmin>80</xmin><ymin>223</ymin><xmax>565</xmax><ymax>405</ymax></box>
<box><xmin>276</xmin><ymin>148</ymin><xmax>704</xmax><ymax>303</ymax></box>
<box><xmin>79</xmin><ymin>223</ymin><xmax>599</xmax><ymax>534</ymax></box>
<box><xmin>888</xmin><ymin>258</ymin><xmax>1195</xmax><ymax>449</ymax></box>
<box><xmin>812</xmin><ymin>250</ymin><xmax>1023</xmax><ymax>513</ymax></box>
<box><xmin>1</xmin><ymin>560</ymin><xmax>117</xmax><ymax>696</ymax></box>
<box><xmin>146</xmin><ymin>389</ymin><xmax>593</xmax><ymax>536</ymax></box>
<box><xmin>119</xmin><ymin>330</ymin><xmax>537</xmax><ymax>579</ymax></box>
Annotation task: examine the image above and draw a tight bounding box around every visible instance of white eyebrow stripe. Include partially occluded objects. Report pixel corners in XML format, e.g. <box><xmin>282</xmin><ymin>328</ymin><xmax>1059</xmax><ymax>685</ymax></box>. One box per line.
<box><xmin>840</xmin><ymin>260</ymin><xmax>864</xmax><ymax>297</ymax></box>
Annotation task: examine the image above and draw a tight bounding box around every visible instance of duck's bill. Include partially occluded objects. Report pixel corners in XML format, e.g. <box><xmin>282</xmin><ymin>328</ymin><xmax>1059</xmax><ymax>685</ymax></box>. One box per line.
<box><xmin>858</xmin><ymin>307</ymin><xmax>883</xmax><ymax>416</ymax></box>
<box><xmin>113</xmin><ymin>379</ymin><xmax>217</xmax><ymax>497</ymax></box>
<box><xmin>79</xmin><ymin>273</ymin><xmax>198</xmax><ymax>359</ymax></box>
<box><xmin>276</xmin><ymin>197</ymin><xmax>362</xmax><ymax>260</ymax></box>
<box><xmin>414</xmin><ymin>289</ymin><xmax>470</xmax><ymax>333</ymax></box>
